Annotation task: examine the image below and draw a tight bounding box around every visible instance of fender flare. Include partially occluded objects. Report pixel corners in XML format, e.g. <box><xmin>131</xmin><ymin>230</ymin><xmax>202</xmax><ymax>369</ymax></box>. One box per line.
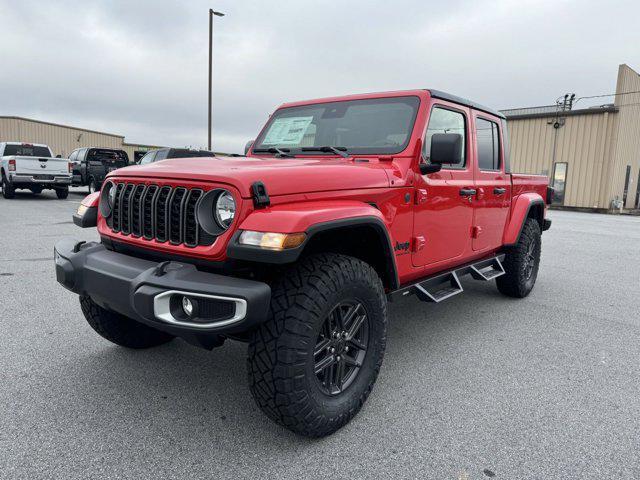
<box><xmin>503</xmin><ymin>193</ymin><xmax>545</xmax><ymax>246</ymax></box>
<box><xmin>227</xmin><ymin>201</ymin><xmax>399</xmax><ymax>289</ymax></box>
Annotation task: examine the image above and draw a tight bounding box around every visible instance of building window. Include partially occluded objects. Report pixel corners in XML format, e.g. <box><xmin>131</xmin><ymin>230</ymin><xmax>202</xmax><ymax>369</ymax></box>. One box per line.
<box><xmin>476</xmin><ymin>118</ymin><xmax>501</xmax><ymax>170</ymax></box>
<box><xmin>622</xmin><ymin>165</ymin><xmax>631</xmax><ymax>206</ymax></box>
<box><xmin>551</xmin><ymin>162</ymin><xmax>568</xmax><ymax>205</ymax></box>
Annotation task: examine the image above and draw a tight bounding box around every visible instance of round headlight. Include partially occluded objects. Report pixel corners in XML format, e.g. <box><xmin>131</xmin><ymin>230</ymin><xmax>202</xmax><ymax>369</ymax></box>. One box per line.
<box><xmin>108</xmin><ymin>184</ymin><xmax>116</xmax><ymax>207</ymax></box>
<box><xmin>100</xmin><ymin>181</ymin><xmax>115</xmax><ymax>218</ymax></box>
<box><xmin>214</xmin><ymin>190</ymin><xmax>236</xmax><ymax>229</ymax></box>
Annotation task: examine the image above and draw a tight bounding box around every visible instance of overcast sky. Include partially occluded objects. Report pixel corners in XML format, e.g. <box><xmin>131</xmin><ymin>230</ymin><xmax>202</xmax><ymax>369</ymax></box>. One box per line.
<box><xmin>1</xmin><ymin>0</ymin><xmax>638</xmax><ymax>153</ymax></box>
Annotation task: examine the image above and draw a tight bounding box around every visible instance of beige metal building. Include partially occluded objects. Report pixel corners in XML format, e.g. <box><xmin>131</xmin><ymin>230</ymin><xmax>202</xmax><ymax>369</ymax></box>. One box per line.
<box><xmin>0</xmin><ymin>116</ymin><xmax>162</xmax><ymax>163</ymax></box>
<box><xmin>503</xmin><ymin>64</ymin><xmax>640</xmax><ymax>212</ymax></box>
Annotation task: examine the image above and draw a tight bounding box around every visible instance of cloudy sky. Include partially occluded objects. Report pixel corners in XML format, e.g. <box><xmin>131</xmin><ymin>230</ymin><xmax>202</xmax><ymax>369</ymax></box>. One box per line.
<box><xmin>1</xmin><ymin>0</ymin><xmax>638</xmax><ymax>153</ymax></box>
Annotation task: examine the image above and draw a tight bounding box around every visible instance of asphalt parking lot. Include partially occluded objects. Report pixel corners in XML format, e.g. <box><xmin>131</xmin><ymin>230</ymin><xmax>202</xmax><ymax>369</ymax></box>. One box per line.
<box><xmin>1</xmin><ymin>188</ymin><xmax>639</xmax><ymax>479</ymax></box>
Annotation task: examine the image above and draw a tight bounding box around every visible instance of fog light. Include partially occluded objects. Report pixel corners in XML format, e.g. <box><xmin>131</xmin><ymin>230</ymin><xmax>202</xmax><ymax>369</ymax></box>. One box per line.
<box><xmin>182</xmin><ymin>296</ymin><xmax>194</xmax><ymax>316</ymax></box>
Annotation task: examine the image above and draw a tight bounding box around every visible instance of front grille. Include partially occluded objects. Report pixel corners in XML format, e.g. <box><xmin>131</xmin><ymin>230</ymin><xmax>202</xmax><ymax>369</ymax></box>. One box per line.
<box><xmin>108</xmin><ymin>183</ymin><xmax>212</xmax><ymax>247</ymax></box>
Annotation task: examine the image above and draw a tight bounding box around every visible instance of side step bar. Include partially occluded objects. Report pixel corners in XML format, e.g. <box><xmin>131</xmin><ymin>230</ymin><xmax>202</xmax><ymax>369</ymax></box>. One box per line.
<box><xmin>389</xmin><ymin>254</ymin><xmax>506</xmax><ymax>303</ymax></box>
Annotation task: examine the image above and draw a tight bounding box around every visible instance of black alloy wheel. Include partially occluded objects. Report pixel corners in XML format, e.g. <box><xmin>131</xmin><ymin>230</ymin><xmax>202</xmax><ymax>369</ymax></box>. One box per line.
<box><xmin>314</xmin><ymin>301</ymin><xmax>369</xmax><ymax>396</ymax></box>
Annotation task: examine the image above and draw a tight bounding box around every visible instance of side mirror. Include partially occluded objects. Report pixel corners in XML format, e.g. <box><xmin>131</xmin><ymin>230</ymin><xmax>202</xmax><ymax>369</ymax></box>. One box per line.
<box><xmin>56</xmin><ymin>154</ymin><xmax>62</xmax><ymax>158</ymax></box>
<box><xmin>244</xmin><ymin>140</ymin><xmax>254</xmax><ymax>156</ymax></box>
<box><xmin>430</xmin><ymin>133</ymin><xmax>463</xmax><ymax>165</ymax></box>
<box><xmin>419</xmin><ymin>163</ymin><xmax>442</xmax><ymax>175</ymax></box>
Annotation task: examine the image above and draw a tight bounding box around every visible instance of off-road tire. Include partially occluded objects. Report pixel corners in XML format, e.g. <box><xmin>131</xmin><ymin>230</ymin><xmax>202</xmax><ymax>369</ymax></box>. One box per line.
<box><xmin>248</xmin><ymin>253</ymin><xmax>388</xmax><ymax>437</ymax></box>
<box><xmin>497</xmin><ymin>218</ymin><xmax>542</xmax><ymax>298</ymax></box>
<box><xmin>2</xmin><ymin>175</ymin><xmax>15</xmax><ymax>199</ymax></box>
<box><xmin>55</xmin><ymin>187</ymin><xmax>69</xmax><ymax>199</ymax></box>
<box><xmin>80</xmin><ymin>295</ymin><xmax>174</xmax><ymax>349</ymax></box>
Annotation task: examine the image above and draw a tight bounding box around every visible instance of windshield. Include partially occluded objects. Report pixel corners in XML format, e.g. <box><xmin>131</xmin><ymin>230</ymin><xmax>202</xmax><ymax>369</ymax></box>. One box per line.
<box><xmin>253</xmin><ymin>96</ymin><xmax>420</xmax><ymax>155</ymax></box>
<box><xmin>4</xmin><ymin>144</ymin><xmax>52</xmax><ymax>157</ymax></box>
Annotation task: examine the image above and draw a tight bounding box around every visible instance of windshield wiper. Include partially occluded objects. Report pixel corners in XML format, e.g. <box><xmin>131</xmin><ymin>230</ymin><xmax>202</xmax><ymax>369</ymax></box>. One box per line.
<box><xmin>252</xmin><ymin>147</ymin><xmax>295</xmax><ymax>158</ymax></box>
<box><xmin>301</xmin><ymin>146</ymin><xmax>349</xmax><ymax>158</ymax></box>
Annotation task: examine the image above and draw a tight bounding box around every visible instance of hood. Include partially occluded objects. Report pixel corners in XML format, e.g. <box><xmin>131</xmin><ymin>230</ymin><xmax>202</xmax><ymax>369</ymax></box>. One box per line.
<box><xmin>109</xmin><ymin>156</ymin><xmax>391</xmax><ymax>197</ymax></box>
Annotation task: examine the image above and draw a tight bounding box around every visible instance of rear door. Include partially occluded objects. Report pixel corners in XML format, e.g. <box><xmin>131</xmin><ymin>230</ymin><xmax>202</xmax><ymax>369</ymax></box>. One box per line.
<box><xmin>471</xmin><ymin>114</ymin><xmax>511</xmax><ymax>251</ymax></box>
<box><xmin>412</xmin><ymin>102</ymin><xmax>475</xmax><ymax>267</ymax></box>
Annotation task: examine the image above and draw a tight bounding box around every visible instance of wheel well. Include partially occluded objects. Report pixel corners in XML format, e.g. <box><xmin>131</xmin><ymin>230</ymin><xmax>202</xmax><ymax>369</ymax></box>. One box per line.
<box><xmin>527</xmin><ymin>202</ymin><xmax>544</xmax><ymax>230</ymax></box>
<box><xmin>301</xmin><ymin>224</ymin><xmax>397</xmax><ymax>290</ymax></box>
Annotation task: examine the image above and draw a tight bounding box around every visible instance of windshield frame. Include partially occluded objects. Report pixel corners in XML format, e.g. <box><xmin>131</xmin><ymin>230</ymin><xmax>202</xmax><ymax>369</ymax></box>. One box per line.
<box><xmin>252</xmin><ymin>95</ymin><xmax>421</xmax><ymax>156</ymax></box>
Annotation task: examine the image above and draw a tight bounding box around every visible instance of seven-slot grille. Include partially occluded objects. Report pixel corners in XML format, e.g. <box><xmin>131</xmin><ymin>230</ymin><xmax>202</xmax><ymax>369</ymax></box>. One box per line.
<box><xmin>106</xmin><ymin>183</ymin><xmax>211</xmax><ymax>247</ymax></box>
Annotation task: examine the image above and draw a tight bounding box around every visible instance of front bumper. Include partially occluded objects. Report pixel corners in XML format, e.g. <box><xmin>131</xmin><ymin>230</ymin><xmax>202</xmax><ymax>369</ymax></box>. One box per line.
<box><xmin>54</xmin><ymin>238</ymin><xmax>271</xmax><ymax>348</ymax></box>
<box><xmin>10</xmin><ymin>173</ymin><xmax>71</xmax><ymax>186</ymax></box>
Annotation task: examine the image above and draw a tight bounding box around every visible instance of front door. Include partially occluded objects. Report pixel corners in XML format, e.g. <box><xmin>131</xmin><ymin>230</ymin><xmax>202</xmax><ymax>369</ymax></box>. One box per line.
<box><xmin>471</xmin><ymin>115</ymin><xmax>511</xmax><ymax>251</ymax></box>
<box><xmin>412</xmin><ymin>103</ymin><xmax>475</xmax><ymax>267</ymax></box>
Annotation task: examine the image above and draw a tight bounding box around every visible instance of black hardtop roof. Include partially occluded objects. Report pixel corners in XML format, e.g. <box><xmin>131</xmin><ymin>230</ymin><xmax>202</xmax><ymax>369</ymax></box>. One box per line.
<box><xmin>428</xmin><ymin>89</ymin><xmax>506</xmax><ymax>119</ymax></box>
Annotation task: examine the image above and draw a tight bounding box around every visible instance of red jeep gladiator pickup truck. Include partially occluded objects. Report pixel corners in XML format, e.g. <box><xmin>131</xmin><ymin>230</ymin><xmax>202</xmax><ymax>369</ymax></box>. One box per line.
<box><xmin>55</xmin><ymin>89</ymin><xmax>551</xmax><ymax>437</ymax></box>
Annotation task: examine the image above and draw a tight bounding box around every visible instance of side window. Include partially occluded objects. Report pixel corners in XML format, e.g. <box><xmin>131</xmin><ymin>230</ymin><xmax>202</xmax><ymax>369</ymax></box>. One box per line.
<box><xmin>423</xmin><ymin>107</ymin><xmax>466</xmax><ymax>167</ymax></box>
<box><xmin>155</xmin><ymin>149</ymin><xmax>168</xmax><ymax>161</ymax></box>
<box><xmin>476</xmin><ymin>118</ymin><xmax>501</xmax><ymax>170</ymax></box>
<box><xmin>139</xmin><ymin>151</ymin><xmax>156</xmax><ymax>164</ymax></box>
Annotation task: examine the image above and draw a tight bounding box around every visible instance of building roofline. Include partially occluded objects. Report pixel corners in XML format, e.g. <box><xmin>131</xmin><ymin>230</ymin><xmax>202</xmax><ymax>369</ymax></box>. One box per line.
<box><xmin>503</xmin><ymin>105</ymin><xmax>618</xmax><ymax>120</ymax></box>
<box><xmin>0</xmin><ymin>115</ymin><xmax>126</xmax><ymax>139</ymax></box>
<box><xmin>122</xmin><ymin>142</ymin><xmax>165</xmax><ymax>149</ymax></box>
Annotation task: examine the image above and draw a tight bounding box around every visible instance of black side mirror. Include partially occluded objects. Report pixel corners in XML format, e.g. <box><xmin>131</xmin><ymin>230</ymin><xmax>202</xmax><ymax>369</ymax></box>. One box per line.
<box><xmin>56</xmin><ymin>154</ymin><xmax>62</xmax><ymax>158</ymax></box>
<box><xmin>430</xmin><ymin>133</ymin><xmax>463</xmax><ymax>165</ymax></box>
<box><xmin>244</xmin><ymin>140</ymin><xmax>254</xmax><ymax>155</ymax></box>
<box><xmin>419</xmin><ymin>163</ymin><xmax>442</xmax><ymax>175</ymax></box>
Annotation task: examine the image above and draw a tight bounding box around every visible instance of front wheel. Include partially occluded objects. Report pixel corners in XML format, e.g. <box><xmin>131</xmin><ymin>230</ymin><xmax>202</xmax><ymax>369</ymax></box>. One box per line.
<box><xmin>88</xmin><ymin>178</ymin><xmax>98</xmax><ymax>194</ymax></box>
<box><xmin>80</xmin><ymin>296</ymin><xmax>174</xmax><ymax>348</ymax></box>
<box><xmin>248</xmin><ymin>253</ymin><xmax>388</xmax><ymax>437</ymax></box>
<box><xmin>497</xmin><ymin>218</ymin><xmax>542</xmax><ymax>298</ymax></box>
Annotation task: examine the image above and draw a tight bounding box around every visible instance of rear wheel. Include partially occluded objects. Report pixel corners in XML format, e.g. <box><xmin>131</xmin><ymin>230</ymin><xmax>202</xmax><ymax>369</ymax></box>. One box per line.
<box><xmin>248</xmin><ymin>253</ymin><xmax>387</xmax><ymax>437</ymax></box>
<box><xmin>55</xmin><ymin>187</ymin><xmax>69</xmax><ymax>199</ymax></box>
<box><xmin>80</xmin><ymin>295</ymin><xmax>174</xmax><ymax>349</ymax></box>
<box><xmin>497</xmin><ymin>218</ymin><xmax>542</xmax><ymax>298</ymax></box>
<box><xmin>2</xmin><ymin>175</ymin><xmax>15</xmax><ymax>199</ymax></box>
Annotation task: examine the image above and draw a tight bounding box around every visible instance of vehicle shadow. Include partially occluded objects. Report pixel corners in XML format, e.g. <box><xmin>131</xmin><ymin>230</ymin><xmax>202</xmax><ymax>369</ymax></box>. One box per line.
<box><xmin>0</xmin><ymin>188</ymin><xmax>87</xmax><ymax>201</ymax></box>
<box><xmin>49</xmin><ymin>280</ymin><xmax>510</xmax><ymax>449</ymax></box>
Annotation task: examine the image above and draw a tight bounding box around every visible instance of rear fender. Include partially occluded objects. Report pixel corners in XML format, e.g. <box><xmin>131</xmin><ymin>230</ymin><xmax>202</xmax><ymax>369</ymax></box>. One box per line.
<box><xmin>503</xmin><ymin>193</ymin><xmax>545</xmax><ymax>246</ymax></box>
<box><xmin>228</xmin><ymin>200</ymin><xmax>399</xmax><ymax>289</ymax></box>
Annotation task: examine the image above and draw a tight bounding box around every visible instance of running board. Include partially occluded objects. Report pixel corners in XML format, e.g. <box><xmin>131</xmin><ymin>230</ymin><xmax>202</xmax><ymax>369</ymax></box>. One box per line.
<box><xmin>389</xmin><ymin>254</ymin><xmax>506</xmax><ymax>303</ymax></box>
<box><xmin>469</xmin><ymin>256</ymin><xmax>505</xmax><ymax>281</ymax></box>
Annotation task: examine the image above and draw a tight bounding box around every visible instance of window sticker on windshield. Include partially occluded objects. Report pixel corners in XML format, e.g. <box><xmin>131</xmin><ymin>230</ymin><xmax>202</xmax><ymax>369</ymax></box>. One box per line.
<box><xmin>262</xmin><ymin>116</ymin><xmax>313</xmax><ymax>145</ymax></box>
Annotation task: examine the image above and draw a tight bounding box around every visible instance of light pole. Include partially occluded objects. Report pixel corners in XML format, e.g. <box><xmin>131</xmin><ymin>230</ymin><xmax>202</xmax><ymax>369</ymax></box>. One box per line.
<box><xmin>208</xmin><ymin>9</ymin><xmax>225</xmax><ymax>151</ymax></box>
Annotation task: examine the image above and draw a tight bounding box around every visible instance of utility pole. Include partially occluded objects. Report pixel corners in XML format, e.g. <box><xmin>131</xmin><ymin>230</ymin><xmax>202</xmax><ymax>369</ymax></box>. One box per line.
<box><xmin>208</xmin><ymin>9</ymin><xmax>225</xmax><ymax>151</ymax></box>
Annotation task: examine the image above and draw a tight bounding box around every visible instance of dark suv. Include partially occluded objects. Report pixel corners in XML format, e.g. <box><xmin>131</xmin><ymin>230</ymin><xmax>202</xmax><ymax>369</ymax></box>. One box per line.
<box><xmin>137</xmin><ymin>148</ymin><xmax>215</xmax><ymax>164</ymax></box>
<box><xmin>70</xmin><ymin>148</ymin><xmax>129</xmax><ymax>193</ymax></box>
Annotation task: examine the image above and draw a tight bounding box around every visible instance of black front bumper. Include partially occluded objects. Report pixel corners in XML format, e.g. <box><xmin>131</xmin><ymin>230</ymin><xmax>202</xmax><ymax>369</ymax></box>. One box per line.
<box><xmin>54</xmin><ymin>239</ymin><xmax>271</xmax><ymax>349</ymax></box>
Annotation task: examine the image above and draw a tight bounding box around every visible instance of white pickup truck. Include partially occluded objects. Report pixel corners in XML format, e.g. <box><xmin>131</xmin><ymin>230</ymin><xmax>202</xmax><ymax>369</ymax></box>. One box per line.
<box><xmin>0</xmin><ymin>142</ymin><xmax>72</xmax><ymax>199</ymax></box>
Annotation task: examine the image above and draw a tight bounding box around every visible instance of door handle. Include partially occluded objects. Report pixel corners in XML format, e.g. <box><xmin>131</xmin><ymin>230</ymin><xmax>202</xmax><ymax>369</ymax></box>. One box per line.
<box><xmin>459</xmin><ymin>188</ymin><xmax>477</xmax><ymax>196</ymax></box>
<box><xmin>493</xmin><ymin>187</ymin><xmax>506</xmax><ymax>195</ymax></box>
